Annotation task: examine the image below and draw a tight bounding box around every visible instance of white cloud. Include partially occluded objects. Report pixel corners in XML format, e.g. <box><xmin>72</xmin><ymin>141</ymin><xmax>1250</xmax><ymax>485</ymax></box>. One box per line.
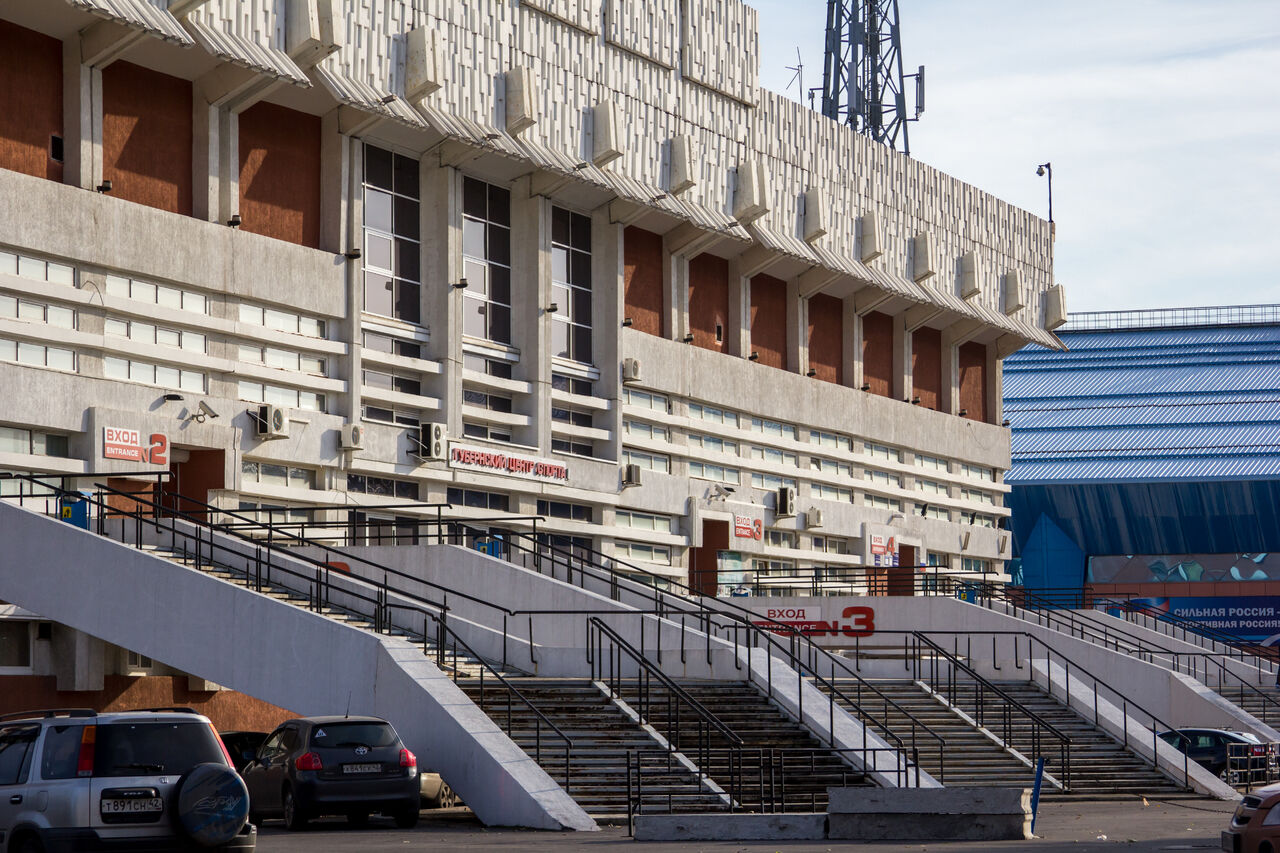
<box><xmin>752</xmin><ymin>0</ymin><xmax>1280</xmax><ymax>311</ymax></box>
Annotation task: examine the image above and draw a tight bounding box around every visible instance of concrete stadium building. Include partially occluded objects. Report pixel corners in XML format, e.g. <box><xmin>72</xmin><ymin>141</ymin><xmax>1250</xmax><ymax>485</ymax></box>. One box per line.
<box><xmin>0</xmin><ymin>0</ymin><xmax>1063</xmax><ymax>758</ymax></box>
<box><xmin>1004</xmin><ymin>305</ymin><xmax>1280</xmax><ymax>642</ymax></box>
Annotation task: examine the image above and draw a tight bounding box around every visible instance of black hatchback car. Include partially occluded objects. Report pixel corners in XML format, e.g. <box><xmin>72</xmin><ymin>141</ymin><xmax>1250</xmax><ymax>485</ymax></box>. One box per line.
<box><xmin>240</xmin><ymin>716</ymin><xmax>420</xmax><ymax>830</ymax></box>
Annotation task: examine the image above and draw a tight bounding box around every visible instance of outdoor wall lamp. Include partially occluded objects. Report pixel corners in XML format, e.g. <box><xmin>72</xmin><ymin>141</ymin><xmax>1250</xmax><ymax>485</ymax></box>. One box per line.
<box><xmin>452</xmin><ymin>278</ymin><xmax>468</xmax><ymax>289</ymax></box>
<box><xmin>227</xmin><ymin>214</ymin><xmax>242</xmax><ymax>228</ymax></box>
<box><xmin>1036</xmin><ymin>162</ymin><xmax>1053</xmax><ymax>223</ymax></box>
<box><xmin>96</xmin><ymin>180</ymin><xmax>112</xmax><ymax>193</ymax></box>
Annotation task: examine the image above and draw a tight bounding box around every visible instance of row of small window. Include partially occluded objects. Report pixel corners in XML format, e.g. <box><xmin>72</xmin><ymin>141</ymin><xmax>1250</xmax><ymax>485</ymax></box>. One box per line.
<box><xmin>614</xmin><ymin>509</ymin><xmax>678</xmax><ymax>534</ymax></box>
<box><xmin>242</xmin><ymin>461</ymin><xmax>318</xmax><ymax>490</ymax></box>
<box><xmin>0</xmin><ymin>250</ymin><xmax>75</xmax><ymax>287</ymax></box>
<box><xmin>240</xmin><ymin>345</ymin><xmax>325</xmax><ymax>375</ymax></box>
<box><xmin>614</xmin><ymin>540</ymin><xmax>671</xmax><ymax>566</ymax></box>
<box><xmin>107</xmin><ymin>318</ymin><xmax>204</xmax><ymax>353</ymax></box>
<box><xmin>237</xmin><ymin>380</ymin><xmax>324</xmax><ymax>412</ymax></box>
<box><xmin>462</xmin><ymin>423</ymin><xmax>512</xmax><ymax>443</ymax></box>
<box><xmin>347</xmin><ymin>473</ymin><xmax>420</xmax><ymax>500</ymax></box>
<box><xmin>446</xmin><ymin>487</ymin><xmax>510</xmax><ymax>511</ymax></box>
<box><xmin>0</xmin><ymin>296</ymin><xmax>74</xmax><ymax>329</ymax></box>
<box><xmin>537</xmin><ymin>499</ymin><xmax>593</xmax><ymax>522</ymax></box>
<box><xmin>239</xmin><ymin>301</ymin><xmax>326</xmax><ymax>338</ymax></box>
<box><xmin>627</xmin><ymin>390</ymin><xmax>996</xmax><ymax>481</ymax></box>
<box><xmin>0</xmin><ymin>338</ymin><xmax>74</xmax><ymax>372</ymax></box>
<box><xmin>0</xmin><ymin>426</ymin><xmax>69</xmax><ymax>458</ymax></box>
<box><xmin>106</xmin><ymin>274</ymin><xmax>207</xmax><ymax>314</ymax></box>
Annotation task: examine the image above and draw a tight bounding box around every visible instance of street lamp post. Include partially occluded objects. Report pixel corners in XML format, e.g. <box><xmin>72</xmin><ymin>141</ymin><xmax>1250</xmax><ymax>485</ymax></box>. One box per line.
<box><xmin>1036</xmin><ymin>162</ymin><xmax>1053</xmax><ymax>223</ymax></box>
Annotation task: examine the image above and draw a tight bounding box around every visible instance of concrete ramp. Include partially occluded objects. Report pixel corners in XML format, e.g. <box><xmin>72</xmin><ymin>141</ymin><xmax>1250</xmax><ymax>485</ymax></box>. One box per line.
<box><xmin>0</xmin><ymin>500</ymin><xmax>595</xmax><ymax>831</ymax></box>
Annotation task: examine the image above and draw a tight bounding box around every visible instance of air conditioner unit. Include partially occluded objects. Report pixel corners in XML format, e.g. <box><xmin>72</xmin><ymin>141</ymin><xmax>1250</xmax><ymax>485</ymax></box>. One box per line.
<box><xmin>622</xmin><ymin>463</ymin><xmax>642</xmax><ymax>487</ymax></box>
<box><xmin>776</xmin><ymin>485</ymin><xmax>797</xmax><ymax>517</ymax></box>
<box><xmin>621</xmin><ymin>357</ymin><xmax>642</xmax><ymax>383</ymax></box>
<box><xmin>805</xmin><ymin>508</ymin><xmax>824</xmax><ymax>529</ymax></box>
<box><xmin>415</xmin><ymin>422</ymin><xmax>447</xmax><ymax>461</ymax></box>
<box><xmin>340</xmin><ymin>423</ymin><xmax>364</xmax><ymax>450</ymax></box>
<box><xmin>255</xmin><ymin>404</ymin><xmax>288</xmax><ymax>439</ymax></box>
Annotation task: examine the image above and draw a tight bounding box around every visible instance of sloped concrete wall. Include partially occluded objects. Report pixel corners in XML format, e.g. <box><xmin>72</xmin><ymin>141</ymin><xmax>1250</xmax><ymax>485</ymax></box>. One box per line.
<box><xmin>0</xmin><ymin>501</ymin><xmax>594</xmax><ymax>830</ymax></box>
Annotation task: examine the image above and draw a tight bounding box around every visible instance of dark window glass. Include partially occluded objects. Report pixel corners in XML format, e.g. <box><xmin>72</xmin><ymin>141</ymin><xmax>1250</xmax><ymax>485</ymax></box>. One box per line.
<box><xmin>572</xmin><ymin>325</ymin><xmax>592</xmax><ymax>363</ymax></box>
<box><xmin>364</xmin><ymin>406</ymin><xmax>393</xmax><ymax>422</ymax></box>
<box><xmin>394</xmin><ymin>340</ymin><xmax>421</xmax><ymax>360</ymax></box>
<box><xmin>44</xmin><ymin>435</ymin><xmax>70</xmax><ymax>458</ymax></box>
<box><xmin>394</xmin><ymin>196</ymin><xmax>419</xmax><ymax>240</ymax></box>
<box><xmin>395</xmin><ymin>239</ymin><xmax>420</xmax><ymax>282</ymax></box>
<box><xmin>570</xmin><ymin>211</ymin><xmax>591</xmax><ymax>249</ymax></box>
<box><xmin>489</xmin><ymin>266</ymin><xmax>510</xmax><ymax>304</ymax></box>
<box><xmin>463</xmin><ymin>423</ymin><xmax>487</xmax><ymax>438</ymax></box>
<box><xmin>347</xmin><ymin>474</ymin><xmax>367</xmax><ymax>492</ymax></box>
<box><xmin>463</xmin><ymin>177</ymin><xmax>487</xmax><ymax>218</ymax></box>
<box><xmin>487</xmin><ymin>360</ymin><xmax>513</xmax><ymax>379</ymax></box>
<box><xmin>572</xmin><ymin>287</ymin><xmax>592</xmax><ymax>323</ymax></box>
<box><xmin>40</xmin><ymin>724</ymin><xmax>83</xmax><ymax>780</ymax></box>
<box><xmin>570</xmin><ymin>249</ymin><xmax>591</xmax><ymax>286</ymax></box>
<box><xmin>487</xmin><ymin>225</ymin><xmax>511</xmax><ymax>266</ymax></box>
<box><xmin>487</xmin><ymin>184</ymin><xmax>510</xmax><ymax>225</ymax></box>
<box><xmin>367</xmin><ymin>477</ymin><xmax>394</xmax><ymax>497</ymax></box>
<box><xmin>393</xmin><ymin>376</ymin><xmax>421</xmax><ymax>396</ymax></box>
<box><xmin>365</xmin><ymin>146</ymin><xmax>393</xmax><ymax>190</ymax></box>
<box><xmin>394</xmin><ymin>480</ymin><xmax>419</xmax><ymax>500</ymax></box>
<box><xmin>488</xmin><ymin>305</ymin><xmax>510</xmax><ymax>343</ymax></box>
<box><xmin>552</xmin><ymin>207</ymin><xmax>571</xmax><ymax>245</ymax></box>
<box><xmin>393</xmin><ymin>153</ymin><xmax>419</xmax><ymax>199</ymax></box>
<box><xmin>395</xmin><ymin>281</ymin><xmax>420</xmax><ymax>324</ymax></box>
<box><xmin>464</xmin><ymin>490</ymin><xmax>487</xmax><ymax>508</ymax></box>
<box><xmin>0</xmin><ymin>725</ymin><xmax>36</xmax><ymax>785</ymax></box>
<box><xmin>95</xmin><ymin>722</ymin><xmax>223</xmax><ymax>777</ymax></box>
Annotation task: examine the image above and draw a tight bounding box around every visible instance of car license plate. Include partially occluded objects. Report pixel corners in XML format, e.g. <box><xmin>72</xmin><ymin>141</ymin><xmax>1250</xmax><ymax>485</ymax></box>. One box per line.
<box><xmin>344</xmin><ymin>763</ymin><xmax>382</xmax><ymax>774</ymax></box>
<box><xmin>101</xmin><ymin>797</ymin><xmax>163</xmax><ymax>814</ymax></box>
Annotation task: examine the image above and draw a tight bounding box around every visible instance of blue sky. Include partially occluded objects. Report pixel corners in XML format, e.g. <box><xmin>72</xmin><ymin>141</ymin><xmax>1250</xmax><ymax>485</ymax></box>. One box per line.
<box><xmin>750</xmin><ymin>0</ymin><xmax>1280</xmax><ymax>313</ymax></box>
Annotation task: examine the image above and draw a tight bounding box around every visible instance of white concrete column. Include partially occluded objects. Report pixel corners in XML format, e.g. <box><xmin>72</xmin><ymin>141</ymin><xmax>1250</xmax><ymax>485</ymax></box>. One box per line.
<box><xmin>594</xmin><ymin>211</ymin><xmax>624</xmax><ymax>463</ymax></box>
<box><xmin>940</xmin><ymin>332</ymin><xmax>959</xmax><ymax>415</ymax></box>
<box><xmin>988</xmin><ymin>348</ymin><xmax>1004</xmax><ymax>426</ymax></box>
<box><xmin>512</xmin><ymin>178</ymin><xmax>548</xmax><ymax>451</ymax></box>
<box><xmin>217</xmin><ymin>111</ymin><xmax>240</xmax><ymax>225</ymax></box>
<box><xmin>318</xmin><ymin>109</ymin><xmax>348</xmax><ymax>254</ymax></box>
<box><xmin>192</xmin><ymin>97</ymin><xmax>220</xmax><ymax>222</ymax></box>
<box><xmin>786</xmin><ymin>279</ymin><xmax>803</xmax><ymax>373</ymax></box>
<box><xmin>844</xmin><ymin>300</ymin><xmax>861</xmax><ymax>389</ymax></box>
<box><xmin>53</xmin><ymin>627</ymin><xmax>104</xmax><ymax>692</ymax></box>
<box><xmin>340</xmin><ymin>133</ymin><xmax>362</xmax><ymax>424</ymax></box>
<box><xmin>727</xmin><ymin>258</ymin><xmax>748</xmax><ymax>358</ymax></box>
<box><xmin>893</xmin><ymin>316</ymin><xmax>908</xmax><ymax>401</ymax></box>
<box><xmin>62</xmin><ymin>40</ymin><xmax>102</xmax><ymax>191</ymax></box>
<box><xmin>422</xmin><ymin>161</ymin><xmax>460</xmax><ymax>437</ymax></box>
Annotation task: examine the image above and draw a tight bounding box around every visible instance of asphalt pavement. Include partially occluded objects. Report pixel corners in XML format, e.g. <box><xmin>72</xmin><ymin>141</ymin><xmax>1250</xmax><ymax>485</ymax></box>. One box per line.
<box><xmin>254</xmin><ymin>796</ymin><xmax>1239</xmax><ymax>852</ymax></box>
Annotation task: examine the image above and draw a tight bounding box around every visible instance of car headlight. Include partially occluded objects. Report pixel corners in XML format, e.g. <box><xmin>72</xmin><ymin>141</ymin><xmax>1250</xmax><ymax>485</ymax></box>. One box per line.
<box><xmin>1262</xmin><ymin>805</ymin><xmax>1280</xmax><ymax>825</ymax></box>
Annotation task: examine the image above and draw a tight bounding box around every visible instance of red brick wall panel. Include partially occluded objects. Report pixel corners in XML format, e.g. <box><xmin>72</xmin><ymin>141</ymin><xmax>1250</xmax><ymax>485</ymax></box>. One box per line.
<box><xmin>0</xmin><ymin>675</ymin><xmax>294</xmax><ymax>733</ymax></box>
<box><xmin>102</xmin><ymin>62</ymin><xmax>193</xmax><ymax>215</ymax></box>
<box><xmin>623</xmin><ymin>226</ymin><xmax>664</xmax><ymax>336</ymax></box>
<box><xmin>958</xmin><ymin>342</ymin><xmax>989</xmax><ymax>422</ymax></box>
<box><xmin>912</xmin><ymin>327</ymin><xmax>942</xmax><ymax>410</ymax></box>
<box><xmin>688</xmin><ymin>253</ymin><xmax>729</xmax><ymax>352</ymax></box>
<box><xmin>807</xmin><ymin>294</ymin><xmax>843</xmax><ymax>384</ymax></box>
<box><xmin>238</xmin><ymin>102</ymin><xmax>321</xmax><ymax>248</ymax></box>
<box><xmin>0</xmin><ymin>21</ymin><xmax>62</xmax><ymax>181</ymax></box>
<box><xmin>861</xmin><ymin>311</ymin><xmax>893</xmax><ymax>397</ymax></box>
<box><xmin>749</xmin><ymin>274</ymin><xmax>786</xmax><ymax>369</ymax></box>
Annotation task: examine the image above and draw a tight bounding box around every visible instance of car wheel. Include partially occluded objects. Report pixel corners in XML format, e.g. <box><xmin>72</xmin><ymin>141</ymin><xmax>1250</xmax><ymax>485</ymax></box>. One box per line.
<box><xmin>13</xmin><ymin>833</ymin><xmax>44</xmax><ymax>853</ymax></box>
<box><xmin>393</xmin><ymin>806</ymin><xmax>420</xmax><ymax>829</ymax></box>
<box><xmin>282</xmin><ymin>786</ymin><xmax>308</xmax><ymax>831</ymax></box>
<box><xmin>439</xmin><ymin>783</ymin><xmax>461</xmax><ymax>809</ymax></box>
<box><xmin>347</xmin><ymin>812</ymin><xmax>369</xmax><ymax>827</ymax></box>
<box><xmin>1260</xmin><ymin>842</ymin><xmax>1274</xmax><ymax>853</ymax></box>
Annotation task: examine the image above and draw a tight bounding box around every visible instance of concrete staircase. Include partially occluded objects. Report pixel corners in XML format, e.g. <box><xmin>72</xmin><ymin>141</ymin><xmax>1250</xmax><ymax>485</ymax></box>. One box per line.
<box><xmin>985</xmin><ymin>681</ymin><xmax>1187</xmax><ymax>796</ymax></box>
<box><xmin>826</xmin><ymin>679</ymin><xmax>1041</xmax><ymax>789</ymax></box>
<box><xmin>457</xmin><ymin>678</ymin><xmax>726</xmax><ymax>817</ymax></box>
<box><xmin>628</xmin><ymin>681</ymin><xmax>874</xmax><ymax>812</ymax></box>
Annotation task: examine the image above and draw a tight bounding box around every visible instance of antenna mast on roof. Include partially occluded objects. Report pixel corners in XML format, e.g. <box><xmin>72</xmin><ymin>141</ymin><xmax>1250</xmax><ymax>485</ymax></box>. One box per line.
<box><xmin>821</xmin><ymin>0</ymin><xmax>924</xmax><ymax>156</ymax></box>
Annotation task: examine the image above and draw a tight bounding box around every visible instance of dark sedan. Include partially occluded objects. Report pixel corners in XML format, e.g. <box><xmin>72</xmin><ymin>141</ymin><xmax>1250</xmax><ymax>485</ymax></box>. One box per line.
<box><xmin>241</xmin><ymin>716</ymin><xmax>421</xmax><ymax>830</ymax></box>
<box><xmin>1159</xmin><ymin>727</ymin><xmax>1274</xmax><ymax>785</ymax></box>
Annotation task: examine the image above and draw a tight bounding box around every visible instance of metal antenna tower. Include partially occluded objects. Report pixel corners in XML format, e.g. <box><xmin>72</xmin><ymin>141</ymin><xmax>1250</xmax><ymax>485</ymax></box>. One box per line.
<box><xmin>821</xmin><ymin>0</ymin><xmax>924</xmax><ymax>156</ymax></box>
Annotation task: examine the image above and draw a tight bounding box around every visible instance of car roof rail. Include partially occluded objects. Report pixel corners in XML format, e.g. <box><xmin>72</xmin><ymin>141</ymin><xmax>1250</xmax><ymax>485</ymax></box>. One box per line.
<box><xmin>0</xmin><ymin>708</ymin><xmax>97</xmax><ymax>722</ymax></box>
<box><xmin>126</xmin><ymin>707</ymin><xmax>200</xmax><ymax>715</ymax></box>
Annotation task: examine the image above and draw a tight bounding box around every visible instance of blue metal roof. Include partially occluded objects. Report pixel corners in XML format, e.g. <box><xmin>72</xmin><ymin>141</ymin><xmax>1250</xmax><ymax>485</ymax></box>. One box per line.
<box><xmin>1004</xmin><ymin>309</ymin><xmax>1280</xmax><ymax>485</ymax></box>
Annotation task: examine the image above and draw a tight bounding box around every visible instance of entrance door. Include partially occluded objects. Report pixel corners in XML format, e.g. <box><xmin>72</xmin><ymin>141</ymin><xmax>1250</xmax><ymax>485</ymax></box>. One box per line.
<box><xmin>688</xmin><ymin>519</ymin><xmax>729</xmax><ymax>596</ymax></box>
<box><xmin>166</xmin><ymin>449</ymin><xmax>225</xmax><ymax>520</ymax></box>
<box><xmin>888</xmin><ymin>544</ymin><xmax>918</xmax><ymax>596</ymax></box>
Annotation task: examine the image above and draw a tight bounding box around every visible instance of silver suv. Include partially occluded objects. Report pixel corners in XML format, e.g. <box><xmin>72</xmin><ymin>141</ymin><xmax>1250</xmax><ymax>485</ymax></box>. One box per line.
<box><xmin>0</xmin><ymin>708</ymin><xmax>255</xmax><ymax>852</ymax></box>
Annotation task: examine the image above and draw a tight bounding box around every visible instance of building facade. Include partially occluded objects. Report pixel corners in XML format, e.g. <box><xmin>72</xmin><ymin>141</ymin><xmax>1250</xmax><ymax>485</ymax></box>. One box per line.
<box><xmin>1004</xmin><ymin>305</ymin><xmax>1280</xmax><ymax>641</ymax></box>
<box><xmin>0</xmin><ymin>0</ymin><xmax>1064</xmax><ymax>674</ymax></box>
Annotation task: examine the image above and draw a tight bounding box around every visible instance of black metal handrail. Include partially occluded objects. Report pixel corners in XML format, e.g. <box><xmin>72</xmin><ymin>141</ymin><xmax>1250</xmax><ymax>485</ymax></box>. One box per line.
<box><xmin>864</xmin><ymin>628</ymin><xmax>1194</xmax><ymax>790</ymax></box>
<box><xmin>910</xmin><ymin>631</ymin><xmax>1071</xmax><ymax>789</ymax></box>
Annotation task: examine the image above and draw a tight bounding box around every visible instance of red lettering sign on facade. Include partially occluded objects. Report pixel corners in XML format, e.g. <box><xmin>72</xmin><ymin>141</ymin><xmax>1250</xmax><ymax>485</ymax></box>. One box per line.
<box><xmin>448</xmin><ymin>444</ymin><xmax>570</xmax><ymax>483</ymax></box>
<box><xmin>103</xmin><ymin>427</ymin><xmax>168</xmax><ymax>465</ymax></box>
<box><xmin>734</xmin><ymin>515</ymin><xmax>763</xmax><ymax>540</ymax></box>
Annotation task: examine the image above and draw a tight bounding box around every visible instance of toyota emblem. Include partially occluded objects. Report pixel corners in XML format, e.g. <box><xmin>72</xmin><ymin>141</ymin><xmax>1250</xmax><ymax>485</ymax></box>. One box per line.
<box><xmin>354</xmin><ymin>746</ymin><xmax>369</xmax><ymax>755</ymax></box>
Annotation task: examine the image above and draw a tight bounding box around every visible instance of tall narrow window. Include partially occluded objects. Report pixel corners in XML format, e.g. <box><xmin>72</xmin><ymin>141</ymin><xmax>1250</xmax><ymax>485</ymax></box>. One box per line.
<box><xmin>363</xmin><ymin>146</ymin><xmax>420</xmax><ymax>324</ymax></box>
<box><xmin>551</xmin><ymin>207</ymin><xmax>592</xmax><ymax>363</ymax></box>
<box><xmin>461</xmin><ymin>177</ymin><xmax>511</xmax><ymax>344</ymax></box>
